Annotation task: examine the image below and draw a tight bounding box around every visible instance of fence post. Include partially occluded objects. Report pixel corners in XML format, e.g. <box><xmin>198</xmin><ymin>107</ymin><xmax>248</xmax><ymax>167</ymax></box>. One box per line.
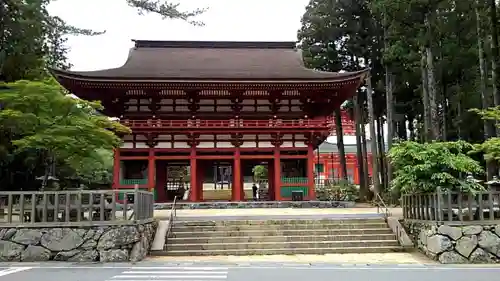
<box><xmin>148</xmin><ymin>191</ymin><xmax>155</xmax><ymax>219</ymax></box>
<box><xmin>134</xmin><ymin>185</ymin><xmax>139</xmax><ymax>220</ymax></box>
<box><xmin>401</xmin><ymin>195</ymin><xmax>406</xmax><ymax>219</ymax></box>
<box><xmin>436</xmin><ymin>187</ymin><xmax>442</xmax><ymax>221</ymax></box>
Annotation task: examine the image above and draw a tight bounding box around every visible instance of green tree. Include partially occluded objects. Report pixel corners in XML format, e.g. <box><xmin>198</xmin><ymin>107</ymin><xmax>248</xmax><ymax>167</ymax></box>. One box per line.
<box><xmin>470</xmin><ymin>107</ymin><xmax>500</xmax><ymax>161</ymax></box>
<box><xmin>388</xmin><ymin>141</ymin><xmax>484</xmax><ymax>194</ymax></box>
<box><xmin>0</xmin><ymin>0</ymin><xmax>102</xmax><ymax>81</ymax></box>
<box><xmin>1</xmin><ymin>0</ymin><xmax>206</xmax><ymax>81</ymax></box>
<box><xmin>252</xmin><ymin>165</ymin><xmax>268</xmax><ymax>183</ymax></box>
<box><xmin>298</xmin><ymin>0</ymin><xmax>384</xmax><ymax>197</ymax></box>
<box><xmin>297</xmin><ymin>0</ymin><xmax>500</xmax><ymax>197</ymax></box>
<box><xmin>0</xmin><ymin>0</ymin><xmax>206</xmax><ymax>190</ymax></box>
<box><xmin>58</xmin><ymin>149</ymin><xmax>114</xmax><ymax>189</ymax></box>
<box><xmin>0</xmin><ymin>80</ymin><xmax>130</xmax><ymax>188</ymax></box>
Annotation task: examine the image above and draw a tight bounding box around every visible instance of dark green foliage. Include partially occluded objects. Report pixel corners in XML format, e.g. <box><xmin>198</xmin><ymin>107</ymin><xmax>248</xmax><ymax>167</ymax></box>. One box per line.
<box><xmin>252</xmin><ymin>165</ymin><xmax>268</xmax><ymax>183</ymax></box>
<box><xmin>0</xmin><ymin>80</ymin><xmax>131</xmax><ymax>190</ymax></box>
<box><xmin>316</xmin><ymin>180</ymin><xmax>359</xmax><ymax>201</ymax></box>
<box><xmin>388</xmin><ymin>141</ymin><xmax>484</xmax><ymax>194</ymax></box>
<box><xmin>0</xmin><ymin>0</ymin><xmax>204</xmax><ymax>190</ymax></box>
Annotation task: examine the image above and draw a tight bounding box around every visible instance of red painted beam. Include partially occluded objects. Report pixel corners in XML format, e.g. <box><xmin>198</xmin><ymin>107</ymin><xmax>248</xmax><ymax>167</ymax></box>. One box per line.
<box><xmin>120</xmin><ymin>156</ymin><xmax>149</xmax><ymax>160</ymax></box>
<box><xmin>240</xmin><ymin>155</ymin><xmax>274</xmax><ymax>159</ymax></box>
<box><xmin>154</xmin><ymin>156</ymin><xmax>190</xmax><ymax>160</ymax></box>
<box><xmin>195</xmin><ymin>155</ymin><xmax>235</xmax><ymax>160</ymax></box>
<box><xmin>280</xmin><ymin>155</ymin><xmax>308</xmax><ymax>159</ymax></box>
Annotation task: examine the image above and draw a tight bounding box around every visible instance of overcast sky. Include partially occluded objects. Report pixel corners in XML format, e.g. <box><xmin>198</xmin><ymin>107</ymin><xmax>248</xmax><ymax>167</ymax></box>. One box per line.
<box><xmin>47</xmin><ymin>0</ymin><xmax>375</xmax><ymax>143</ymax></box>
<box><xmin>48</xmin><ymin>0</ymin><xmax>311</xmax><ymax>71</ymax></box>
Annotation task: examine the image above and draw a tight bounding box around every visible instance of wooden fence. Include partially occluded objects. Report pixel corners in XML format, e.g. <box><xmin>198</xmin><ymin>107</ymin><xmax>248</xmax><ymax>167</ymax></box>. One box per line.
<box><xmin>402</xmin><ymin>189</ymin><xmax>500</xmax><ymax>222</ymax></box>
<box><xmin>0</xmin><ymin>189</ymin><xmax>154</xmax><ymax>227</ymax></box>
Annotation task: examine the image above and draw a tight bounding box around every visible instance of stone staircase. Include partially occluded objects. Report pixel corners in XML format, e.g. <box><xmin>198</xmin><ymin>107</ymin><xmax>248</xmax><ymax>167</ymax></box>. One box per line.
<box><xmin>161</xmin><ymin>218</ymin><xmax>403</xmax><ymax>256</ymax></box>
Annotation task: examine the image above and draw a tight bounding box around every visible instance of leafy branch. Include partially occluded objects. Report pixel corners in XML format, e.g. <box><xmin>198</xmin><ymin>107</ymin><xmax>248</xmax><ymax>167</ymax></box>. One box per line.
<box><xmin>388</xmin><ymin>141</ymin><xmax>484</xmax><ymax>194</ymax></box>
<box><xmin>126</xmin><ymin>0</ymin><xmax>207</xmax><ymax>26</ymax></box>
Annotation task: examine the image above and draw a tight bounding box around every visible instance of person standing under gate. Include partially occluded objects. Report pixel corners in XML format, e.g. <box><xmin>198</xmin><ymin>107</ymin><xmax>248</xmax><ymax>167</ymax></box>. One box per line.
<box><xmin>252</xmin><ymin>183</ymin><xmax>258</xmax><ymax>201</ymax></box>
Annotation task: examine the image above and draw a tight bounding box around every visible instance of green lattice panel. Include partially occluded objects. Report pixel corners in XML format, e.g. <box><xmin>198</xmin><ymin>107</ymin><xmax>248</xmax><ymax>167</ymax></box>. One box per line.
<box><xmin>280</xmin><ymin>186</ymin><xmax>308</xmax><ymax>198</ymax></box>
<box><xmin>281</xmin><ymin>177</ymin><xmax>308</xmax><ymax>184</ymax></box>
<box><xmin>120</xmin><ymin>178</ymin><xmax>148</xmax><ymax>185</ymax></box>
<box><xmin>117</xmin><ymin>188</ymin><xmax>157</xmax><ymax>201</ymax></box>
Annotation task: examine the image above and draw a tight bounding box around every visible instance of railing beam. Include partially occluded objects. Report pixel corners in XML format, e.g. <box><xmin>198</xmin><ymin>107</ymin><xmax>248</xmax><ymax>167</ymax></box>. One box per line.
<box><xmin>121</xmin><ymin>119</ymin><xmax>332</xmax><ymax>129</ymax></box>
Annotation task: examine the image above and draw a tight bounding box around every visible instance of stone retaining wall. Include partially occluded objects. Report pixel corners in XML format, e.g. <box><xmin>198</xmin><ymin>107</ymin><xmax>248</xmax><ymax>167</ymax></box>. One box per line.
<box><xmin>0</xmin><ymin>221</ymin><xmax>157</xmax><ymax>262</ymax></box>
<box><xmin>405</xmin><ymin>221</ymin><xmax>500</xmax><ymax>263</ymax></box>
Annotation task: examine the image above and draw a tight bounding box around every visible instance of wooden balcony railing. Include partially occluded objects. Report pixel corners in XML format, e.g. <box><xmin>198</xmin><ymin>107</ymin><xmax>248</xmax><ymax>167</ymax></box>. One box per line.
<box><xmin>121</xmin><ymin>119</ymin><xmax>333</xmax><ymax>129</ymax></box>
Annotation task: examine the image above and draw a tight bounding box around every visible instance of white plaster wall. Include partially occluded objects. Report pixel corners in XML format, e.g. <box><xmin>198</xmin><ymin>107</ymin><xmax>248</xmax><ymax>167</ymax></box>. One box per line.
<box><xmin>156</xmin><ymin>142</ymin><xmax>172</xmax><ymax>148</ymax></box>
<box><xmin>294</xmin><ymin>142</ymin><xmax>307</xmax><ymax>147</ymax></box>
<box><xmin>240</xmin><ymin>141</ymin><xmax>257</xmax><ymax>148</ymax></box>
<box><xmin>259</xmin><ymin>141</ymin><xmax>273</xmax><ymax>148</ymax></box>
<box><xmin>198</xmin><ymin>142</ymin><xmax>215</xmax><ymax>148</ymax></box>
<box><xmin>216</xmin><ymin>142</ymin><xmax>233</xmax><ymax>148</ymax></box>
<box><xmin>173</xmin><ymin>142</ymin><xmax>190</xmax><ymax>148</ymax></box>
<box><xmin>121</xmin><ymin>142</ymin><xmax>134</xmax><ymax>148</ymax></box>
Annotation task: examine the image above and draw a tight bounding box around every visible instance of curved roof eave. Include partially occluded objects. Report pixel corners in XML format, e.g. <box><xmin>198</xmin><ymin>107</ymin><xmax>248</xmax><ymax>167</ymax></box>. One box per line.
<box><xmin>50</xmin><ymin>68</ymin><xmax>370</xmax><ymax>84</ymax></box>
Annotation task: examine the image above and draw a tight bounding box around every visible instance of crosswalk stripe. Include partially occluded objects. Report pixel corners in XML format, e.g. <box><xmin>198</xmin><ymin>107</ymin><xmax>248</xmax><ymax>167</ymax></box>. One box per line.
<box><xmin>122</xmin><ymin>267</ymin><xmax>228</xmax><ymax>270</ymax></box>
<box><xmin>108</xmin><ymin>266</ymin><xmax>228</xmax><ymax>281</ymax></box>
<box><xmin>112</xmin><ymin>276</ymin><xmax>227</xmax><ymax>279</ymax></box>
<box><xmin>122</xmin><ymin>270</ymin><xmax>227</xmax><ymax>274</ymax></box>
<box><xmin>0</xmin><ymin>267</ymin><xmax>32</xmax><ymax>277</ymax></box>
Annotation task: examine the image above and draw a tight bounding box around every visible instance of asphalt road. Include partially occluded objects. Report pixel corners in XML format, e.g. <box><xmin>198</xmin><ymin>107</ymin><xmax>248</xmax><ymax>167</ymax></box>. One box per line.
<box><xmin>0</xmin><ymin>261</ymin><xmax>499</xmax><ymax>281</ymax></box>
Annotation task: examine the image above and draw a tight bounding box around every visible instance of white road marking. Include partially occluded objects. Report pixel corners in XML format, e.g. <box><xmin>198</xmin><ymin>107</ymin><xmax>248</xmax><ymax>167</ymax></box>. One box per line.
<box><xmin>122</xmin><ymin>271</ymin><xmax>228</xmax><ymax>274</ymax></box>
<box><xmin>0</xmin><ymin>267</ymin><xmax>32</xmax><ymax>277</ymax></box>
<box><xmin>122</xmin><ymin>267</ymin><xmax>228</xmax><ymax>270</ymax></box>
<box><xmin>7</xmin><ymin>264</ymin><xmax>500</xmax><ymax>270</ymax></box>
<box><xmin>108</xmin><ymin>266</ymin><xmax>228</xmax><ymax>281</ymax></box>
<box><xmin>113</xmin><ymin>276</ymin><xmax>227</xmax><ymax>279</ymax></box>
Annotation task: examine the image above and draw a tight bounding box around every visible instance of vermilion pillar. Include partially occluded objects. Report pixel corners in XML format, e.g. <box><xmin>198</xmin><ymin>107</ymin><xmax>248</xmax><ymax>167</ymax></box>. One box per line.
<box><xmin>196</xmin><ymin>161</ymin><xmax>204</xmax><ymax>201</ymax></box>
<box><xmin>232</xmin><ymin>149</ymin><xmax>243</xmax><ymax>201</ymax></box>
<box><xmin>240</xmin><ymin>164</ymin><xmax>245</xmax><ymax>200</ymax></box>
<box><xmin>273</xmin><ymin>149</ymin><xmax>281</xmax><ymax>201</ymax></box>
<box><xmin>156</xmin><ymin>161</ymin><xmax>167</xmax><ymax>202</ymax></box>
<box><xmin>113</xmin><ymin>148</ymin><xmax>120</xmax><ymax>189</ymax></box>
<box><xmin>189</xmin><ymin>148</ymin><xmax>198</xmax><ymax>202</ymax></box>
<box><xmin>307</xmin><ymin>145</ymin><xmax>316</xmax><ymax>200</ymax></box>
<box><xmin>147</xmin><ymin>148</ymin><xmax>155</xmax><ymax>192</ymax></box>
<box><xmin>268</xmin><ymin>162</ymin><xmax>275</xmax><ymax>200</ymax></box>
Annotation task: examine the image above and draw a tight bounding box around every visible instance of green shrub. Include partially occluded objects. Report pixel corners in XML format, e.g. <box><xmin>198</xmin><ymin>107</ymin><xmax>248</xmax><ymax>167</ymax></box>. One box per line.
<box><xmin>388</xmin><ymin>140</ymin><xmax>484</xmax><ymax>194</ymax></box>
<box><xmin>316</xmin><ymin>180</ymin><xmax>359</xmax><ymax>201</ymax></box>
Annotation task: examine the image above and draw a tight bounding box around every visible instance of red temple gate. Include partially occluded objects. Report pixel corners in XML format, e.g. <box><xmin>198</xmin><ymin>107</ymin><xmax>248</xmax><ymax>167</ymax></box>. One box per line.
<box><xmin>52</xmin><ymin>40</ymin><xmax>368</xmax><ymax>202</ymax></box>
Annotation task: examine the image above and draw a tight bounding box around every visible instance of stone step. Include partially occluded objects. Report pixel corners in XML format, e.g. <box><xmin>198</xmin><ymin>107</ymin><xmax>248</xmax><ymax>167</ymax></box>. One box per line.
<box><xmin>166</xmin><ymin>240</ymin><xmax>399</xmax><ymax>251</ymax></box>
<box><xmin>171</xmin><ymin>223</ymin><xmax>389</xmax><ymax>232</ymax></box>
<box><xmin>168</xmin><ymin>234</ymin><xmax>396</xmax><ymax>244</ymax></box>
<box><xmin>156</xmin><ymin>246</ymin><xmax>405</xmax><ymax>256</ymax></box>
<box><xmin>173</xmin><ymin>218</ymin><xmax>384</xmax><ymax>227</ymax></box>
<box><xmin>170</xmin><ymin>228</ymin><xmax>394</xmax><ymax>238</ymax></box>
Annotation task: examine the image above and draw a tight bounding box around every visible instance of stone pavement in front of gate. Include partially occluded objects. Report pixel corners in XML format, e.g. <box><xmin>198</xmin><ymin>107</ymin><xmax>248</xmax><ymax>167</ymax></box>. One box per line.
<box><xmin>153</xmin><ymin>207</ymin><xmax>404</xmax><ymax>219</ymax></box>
